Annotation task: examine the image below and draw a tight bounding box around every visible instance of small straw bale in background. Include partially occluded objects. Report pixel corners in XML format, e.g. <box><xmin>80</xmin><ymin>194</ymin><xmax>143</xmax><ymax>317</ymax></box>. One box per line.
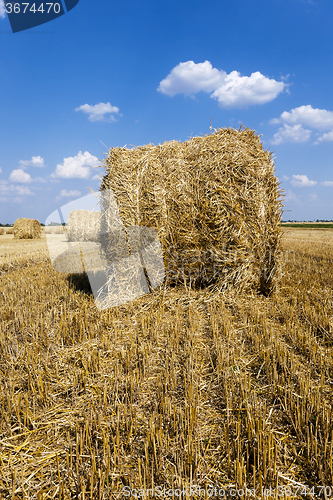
<box><xmin>100</xmin><ymin>126</ymin><xmax>283</xmax><ymax>296</ymax></box>
<box><xmin>67</xmin><ymin>210</ymin><xmax>101</xmax><ymax>242</ymax></box>
<box><xmin>13</xmin><ymin>218</ymin><xmax>42</xmax><ymax>239</ymax></box>
<box><xmin>0</xmin><ymin>228</ymin><xmax>4</xmax><ymax>235</ymax></box>
<box><xmin>5</xmin><ymin>227</ymin><xmax>14</xmax><ymax>235</ymax></box>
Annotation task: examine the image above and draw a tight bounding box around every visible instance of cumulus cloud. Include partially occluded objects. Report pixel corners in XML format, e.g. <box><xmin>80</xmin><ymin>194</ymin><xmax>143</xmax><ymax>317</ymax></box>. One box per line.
<box><xmin>158</xmin><ymin>61</ymin><xmax>285</xmax><ymax>108</ymax></box>
<box><xmin>314</xmin><ymin>130</ymin><xmax>333</xmax><ymax>144</ymax></box>
<box><xmin>9</xmin><ymin>169</ymin><xmax>33</xmax><ymax>183</ymax></box>
<box><xmin>15</xmin><ymin>185</ymin><xmax>33</xmax><ymax>195</ymax></box>
<box><xmin>56</xmin><ymin>189</ymin><xmax>82</xmax><ymax>200</ymax></box>
<box><xmin>211</xmin><ymin>71</ymin><xmax>285</xmax><ymax>108</ymax></box>
<box><xmin>284</xmin><ymin>190</ymin><xmax>300</xmax><ymax>203</ymax></box>
<box><xmin>290</xmin><ymin>175</ymin><xmax>317</xmax><ymax>187</ymax></box>
<box><xmin>270</xmin><ymin>105</ymin><xmax>333</xmax><ymax>145</ymax></box>
<box><xmin>271</xmin><ymin>124</ymin><xmax>312</xmax><ymax>145</ymax></box>
<box><xmin>322</xmin><ymin>181</ymin><xmax>333</xmax><ymax>187</ymax></box>
<box><xmin>280</xmin><ymin>74</ymin><xmax>290</xmax><ymax>82</ymax></box>
<box><xmin>158</xmin><ymin>61</ymin><xmax>223</xmax><ymax>96</ymax></box>
<box><xmin>19</xmin><ymin>156</ymin><xmax>45</xmax><ymax>168</ymax></box>
<box><xmin>75</xmin><ymin>102</ymin><xmax>120</xmax><ymax>122</ymax></box>
<box><xmin>51</xmin><ymin>151</ymin><xmax>99</xmax><ymax>179</ymax></box>
<box><xmin>0</xmin><ymin>0</ymin><xmax>5</xmax><ymax>19</ymax></box>
<box><xmin>0</xmin><ymin>180</ymin><xmax>33</xmax><ymax>196</ymax></box>
<box><xmin>272</xmin><ymin>105</ymin><xmax>333</xmax><ymax>129</ymax></box>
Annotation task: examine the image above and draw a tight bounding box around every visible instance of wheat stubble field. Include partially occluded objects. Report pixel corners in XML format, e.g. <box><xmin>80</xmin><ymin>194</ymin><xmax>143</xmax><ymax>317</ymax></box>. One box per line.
<box><xmin>0</xmin><ymin>228</ymin><xmax>333</xmax><ymax>499</ymax></box>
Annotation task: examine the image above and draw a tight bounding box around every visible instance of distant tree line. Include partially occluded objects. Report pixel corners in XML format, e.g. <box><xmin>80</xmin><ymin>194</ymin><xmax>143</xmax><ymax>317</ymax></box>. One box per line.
<box><xmin>0</xmin><ymin>222</ymin><xmax>67</xmax><ymax>227</ymax></box>
<box><xmin>281</xmin><ymin>220</ymin><xmax>333</xmax><ymax>223</ymax></box>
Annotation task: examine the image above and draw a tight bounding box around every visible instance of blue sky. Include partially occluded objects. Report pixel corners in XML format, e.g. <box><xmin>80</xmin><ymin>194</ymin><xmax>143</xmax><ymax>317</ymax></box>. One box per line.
<box><xmin>1</xmin><ymin>0</ymin><xmax>333</xmax><ymax>223</ymax></box>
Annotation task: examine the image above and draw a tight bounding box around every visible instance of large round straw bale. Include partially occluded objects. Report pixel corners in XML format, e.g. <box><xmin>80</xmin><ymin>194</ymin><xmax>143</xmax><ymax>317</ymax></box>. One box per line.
<box><xmin>100</xmin><ymin>127</ymin><xmax>284</xmax><ymax>296</ymax></box>
<box><xmin>0</xmin><ymin>228</ymin><xmax>4</xmax><ymax>235</ymax></box>
<box><xmin>67</xmin><ymin>210</ymin><xmax>101</xmax><ymax>242</ymax></box>
<box><xmin>13</xmin><ymin>218</ymin><xmax>42</xmax><ymax>239</ymax></box>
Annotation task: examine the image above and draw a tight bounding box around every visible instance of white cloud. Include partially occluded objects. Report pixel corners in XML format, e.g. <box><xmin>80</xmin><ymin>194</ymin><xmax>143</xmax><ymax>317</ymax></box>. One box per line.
<box><xmin>271</xmin><ymin>105</ymin><xmax>333</xmax><ymax>145</ymax></box>
<box><xmin>0</xmin><ymin>167</ymin><xmax>2</xmax><ymax>173</ymax></box>
<box><xmin>0</xmin><ymin>0</ymin><xmax>5</xmax><ymax>19</ymax></box>
<box><xmin>282</xmin><ymin>175</ymin><xmax>290</xmax><ymax>180</ymax></box>
<box><xmin>0</xmin><ymin>180</ymin><xmax>33</xmax><ymax>196</ymax></box>
<box><xmin>9</xmin><ymin>169</ymin><xmax>33</xmax><ymax>183</ymax></box>
<box><xmin>19</xmin><ymin>156</ymin><xmax>45</xmax><ymax>168</ymax></box>
<box><xmin>284</xmin><ymin>190</ymin><xmax>300</xmax><ymax>203</ymax></box>
<box><xmin>158</xmin><ymin>61</ymin><xmax>285</xmax><ymax>108</ymax></box>
<box><xmin>290</xmin><ymin>175</ymin><xmax>317</xmax><ymax>187</ymax></box>
<box><xmin>57</xmin><ymin>189</ymin><xmax>82</xmax><ymax>199</ymax></box>
<box><xmin>280</xmin><ymin>74</ymin><xmax>290</xmax><ymax>82</ymax></box>
<box><xmin>271</xmin><ymin>124</ymin><xmax>311</xmax><ymax>145</ymax></box>
<box><xmin>322</xmin><ymin>181</ymin><xmax>333</xmax><ymax>187</ymax></box>
<box><xmin>158</xmin><ymin>61</ymin><xmax>223</xmax><ymax>96</ymax></box>
<box><xmin>75</xmin><ymin>102</ymin><xmax>120</xmax><ymax>122</ymax></box>
<box><xmin>314</xmin><ymin>130</ymin><xmax>333</xmax><ymax>144</ymax></box>
<box><xmin>15</xmin><ymin>185</ymin><xmax>33</xmax><ymax>195</ymax></box>
<box><xmin>51</xmin><ymin>151</ymin><xmax>98</xmax><ymax>179</ymax></box>
<box><xmin>92</xmin><ymin>174</ymin><xmax>101</xmax><ymax>181</ymax></box>
<box><xmin>273</xmin><ymin>105</ymin><xmax>333</xmax><ymax>129</ymax></box>
<box><xmin>211</xmin><ymin>71</ymin><xmax>285</xmax><ymax>108</ymax></box>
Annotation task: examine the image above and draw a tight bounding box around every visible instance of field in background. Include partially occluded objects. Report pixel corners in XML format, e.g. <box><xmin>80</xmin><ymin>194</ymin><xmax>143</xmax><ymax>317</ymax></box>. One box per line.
<box><xmin>281</xmin><ymin>223</ymin><xmax>333</xmax><ymax>228</ymax></box>
<box><xmin>0</xmin><ymin>233</ymin><xmax>50</xmax><ymax>269</ymax></box>
<box><xmin>0</xmin><ymin>228</ymin><xmax>333</xmax><ymax>498</ymax></box>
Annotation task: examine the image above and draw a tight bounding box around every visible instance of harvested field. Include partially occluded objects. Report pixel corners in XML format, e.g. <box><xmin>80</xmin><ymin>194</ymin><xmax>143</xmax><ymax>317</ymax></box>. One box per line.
<box><xmin>0</xmin><ymin>228</ymin><xmax>333</xmax><ymax>498</ymax></box>
<box><xmin>0</xmin><ymin>233</ymin><xmax>50</xmax><ymax>270</ymax></box>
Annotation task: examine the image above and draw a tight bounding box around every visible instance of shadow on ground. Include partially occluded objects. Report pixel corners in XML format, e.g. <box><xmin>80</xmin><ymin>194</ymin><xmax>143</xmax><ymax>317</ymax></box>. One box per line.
<box><xmin>67</xmin><ymin>273</ymin><xmax>93</xmax><ymax>296</ymax></box>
